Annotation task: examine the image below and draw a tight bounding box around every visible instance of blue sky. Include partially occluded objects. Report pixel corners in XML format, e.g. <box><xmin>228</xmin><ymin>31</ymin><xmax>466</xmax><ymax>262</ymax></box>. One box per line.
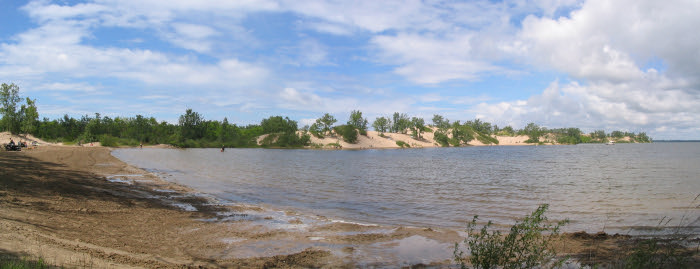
<box><xmin>1</xmin><ymin>0</ymin><xmax>699</xmax><ymax>139</ymax></box>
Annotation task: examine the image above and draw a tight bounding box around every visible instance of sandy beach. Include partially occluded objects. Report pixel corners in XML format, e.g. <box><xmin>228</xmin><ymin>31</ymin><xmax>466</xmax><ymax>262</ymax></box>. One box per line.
<box><xmin>1</xmin><ymin>140</ymin><xmax>697</xmax><ymax>268</ymax></box>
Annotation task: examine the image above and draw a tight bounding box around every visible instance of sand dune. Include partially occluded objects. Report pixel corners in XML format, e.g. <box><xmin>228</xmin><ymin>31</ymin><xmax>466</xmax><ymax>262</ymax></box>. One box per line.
<box><xmin>306</xmin><ymin>130</ymin><xmax>533</xmax><ymax>149</ymax></box>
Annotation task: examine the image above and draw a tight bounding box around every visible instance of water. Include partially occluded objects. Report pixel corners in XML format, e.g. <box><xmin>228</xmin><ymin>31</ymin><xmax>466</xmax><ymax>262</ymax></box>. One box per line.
<box><xmin>113</xmin><ymin>143</ymin><xmax>700</xmax><ymax>234</ymax></box>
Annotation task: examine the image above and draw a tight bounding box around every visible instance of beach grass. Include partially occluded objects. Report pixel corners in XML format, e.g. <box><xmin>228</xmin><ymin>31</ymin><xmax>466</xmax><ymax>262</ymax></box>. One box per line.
<box><xmin>0</xmin><ymin>256</ymin><xmax>57</xmax><ymax>269</ymax></box>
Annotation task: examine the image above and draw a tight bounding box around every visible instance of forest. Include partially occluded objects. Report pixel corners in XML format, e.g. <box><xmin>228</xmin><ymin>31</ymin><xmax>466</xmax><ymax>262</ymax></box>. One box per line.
<box><xmin>0</xmin><ymin>83</ymin><xmax>651</xmax><ymax>148</ymax></box>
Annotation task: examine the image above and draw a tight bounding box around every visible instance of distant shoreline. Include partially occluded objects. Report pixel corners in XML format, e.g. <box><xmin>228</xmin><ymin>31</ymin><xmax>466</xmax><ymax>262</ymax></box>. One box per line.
<box><xmin>652</xmin><ymin>140</ymin><xmax>700</xmax><ymax>142</ymax></box>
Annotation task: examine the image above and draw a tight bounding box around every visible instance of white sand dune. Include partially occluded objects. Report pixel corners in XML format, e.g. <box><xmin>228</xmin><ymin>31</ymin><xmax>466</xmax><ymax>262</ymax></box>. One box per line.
<box><xmin>305</xmin><ymin>129</ymin><xmax>533</xmax><ymax>149</ymax></box>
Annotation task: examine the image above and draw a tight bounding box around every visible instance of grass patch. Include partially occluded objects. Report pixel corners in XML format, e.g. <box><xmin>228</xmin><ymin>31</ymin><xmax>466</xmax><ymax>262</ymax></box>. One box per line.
<box><xmin>326</xmin><ymin>142</ymin><xmax>342</xmax><ymax>149</ymax></box>
<box><xmin>396</xmin><ymin>140</ymin><xmax>410</xmax><ymax>148</ymax></box>
<box><xmin>0</xmin><ymin>256</ymin><xmax>57</xmax><ymax>269</ymax></box>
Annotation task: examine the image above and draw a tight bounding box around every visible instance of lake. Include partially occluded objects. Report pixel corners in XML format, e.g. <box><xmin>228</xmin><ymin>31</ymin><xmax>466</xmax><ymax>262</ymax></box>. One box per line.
<box><xmin>113</xmin><ymin>143</ymin><xmax>700</xmax><ymax>235</ymax></box>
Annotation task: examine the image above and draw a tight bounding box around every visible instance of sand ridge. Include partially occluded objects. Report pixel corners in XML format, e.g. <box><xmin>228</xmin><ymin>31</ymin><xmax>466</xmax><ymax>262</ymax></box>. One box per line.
<box><xmin>307</xmin><ymin>130</ymin><xmax>533</xmax><ymax>149</ymax></box>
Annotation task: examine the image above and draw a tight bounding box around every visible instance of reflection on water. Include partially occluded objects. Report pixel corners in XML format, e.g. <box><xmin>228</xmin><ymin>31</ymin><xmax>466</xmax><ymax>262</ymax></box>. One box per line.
<box><xmin>113</xmin><ymin>143</ymin><xmax>700</xmax><ymax>234</ymax></box>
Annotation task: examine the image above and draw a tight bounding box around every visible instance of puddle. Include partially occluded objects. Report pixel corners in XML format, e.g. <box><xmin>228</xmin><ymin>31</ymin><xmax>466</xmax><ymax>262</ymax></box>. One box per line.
<box><xmin>153</xmin><ymin>189</ymin><xmax>178</xmax><ymax>193</ymax></box>
<box><xmin>106</xmin><ymin>177</ymin><xmax>133</xmax><ymax>185</ymax></box>
<box><xmin>352</xmin><ymin>235</ymin><xmax>453</xmax><ymax>267</ymax></box>
<box><xmin>109</xmin><ymin>174</ymin><xmax>144</xmax><ymax>177</ymax></box>
<box><xmin>170</xmin><ymin>202</ymin><xmax>197</xmax><ymax>211</ymax></box>
<box><xmin>222</xmin><ymin>237</ymin><xmax>246</xmax><ymax>244</ymax></box>
<box><xmin>224</xmin><ymin>239</ymin><xmax>327</xmax><ymax>259</ymax></box>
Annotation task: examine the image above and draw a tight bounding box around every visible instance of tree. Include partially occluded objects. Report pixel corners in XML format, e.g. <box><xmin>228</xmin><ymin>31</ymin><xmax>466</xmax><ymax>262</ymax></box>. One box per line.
<box><xmin>347</xmin><ymin>110</ymin><xmax>368</xmax><ymax>135</ymax></box>
<box><xmin>466</xmin><ymin>118</ymin><xmax>492</xmax><ymax>134</ymax></box>
<box><xmin>178</xmin><ymin>108</ymin><xmax>203</xmax><ymax>140</ymax></box>
<box><xmin>309</xmin><ymin>122</ymin><xmax>323</xmax><ymax>138</ymax></box>
<box><xmin>499</xmin><ymin>125</ymin><xmax>515</xmax><ymax>136</ymax></box>
<box><xmin>261</xmin><ymin>116</ymin><xmax>297</xmax><ymax>134</ymax></box>
<box><xmin>432</xmin><ymin>114</ymin><xmax>450</xmax><ymax>130</ymax></box>
<box><xmin>611</xmin><ymin>130</ymin><xmax>624</xmax><ymax>138</ymax></box>
<box><xmin>316</xmin><ymin>113</ymin><xmax>336</xmax><ymax>136</ymax></box>
<box><xmin>20</xmin><ymin>97</ymin><xmax>38</xmax><ymax>135</ymax></box>
<box><xmin>451</xmin><ymin>121</ymin><xmax>474</xmax><ymax>146</ymax></box>
<box><xmin>372</xmin><ymin>116</ymin><xmax>391</xmax><ymax>135</ymax></box>
<box><xmin>0</xmin><ymin>83</ymin><xmax>22</xmax><ymax>134</ymax></box>
<box><xmin>520</xmin><ymin>122</ymin><xmax>542</xmax><ymax>142</ymax></box>
<box><xmin>392</xmin><ymin>112</ymin><xmax>411</xmax><ymax>133</ymax></box>
<box><xmin>411</xmin><ymin>117</ymin><xmax>425</xmax><ymax>139</ymax></box>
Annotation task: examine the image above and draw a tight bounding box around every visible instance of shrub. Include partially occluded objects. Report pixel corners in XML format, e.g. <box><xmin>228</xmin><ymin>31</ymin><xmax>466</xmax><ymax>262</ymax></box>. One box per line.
<box><xmin>434</xmin><ymin>131</ymin><xmax>449</xmax><ymax>147</ymax></box>
<box><xmin>396</xmin><ymin>140</ymin><xmax>410</xmax><ymax>148</ymax></box>
<box><xmin>334</xmin><ymin>125</ymin><xmax>359</xmax><ymax>143</ymax></box>
<box><xmin>326</xmin><ymin>142</ymin><xmax>341</xmax><ymax>149</ymax></box>
<box><xmin>476</xmin><ymin>133</ymin><xmax>499</xmax><ymax>145</ymax></box>
<box><xmin>454</xmin><ymin>204</ymin><xmax>568</xmax><ymax>269</ymax></box>
<box><xmin>99</xmin><ymin>135</ymin><xmax>119</xmax><ymax>147</ymax></box>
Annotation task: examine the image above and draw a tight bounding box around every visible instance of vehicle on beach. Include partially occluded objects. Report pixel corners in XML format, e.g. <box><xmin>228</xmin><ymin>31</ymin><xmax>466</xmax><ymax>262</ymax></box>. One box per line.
<box><xmin>606</xmin><ymin>140</ymin><xmax>615</xmax><ymax>145</ymax></box>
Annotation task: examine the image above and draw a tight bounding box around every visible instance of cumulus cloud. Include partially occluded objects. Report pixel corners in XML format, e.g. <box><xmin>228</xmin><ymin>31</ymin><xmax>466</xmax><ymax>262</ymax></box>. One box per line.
<box><xmin>2</xmin><ymin>0</ymin><xmax>700</xmax><ymax>138</ymax></box>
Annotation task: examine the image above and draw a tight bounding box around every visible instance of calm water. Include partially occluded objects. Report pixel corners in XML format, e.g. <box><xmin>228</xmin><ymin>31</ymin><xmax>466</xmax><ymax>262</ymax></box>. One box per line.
<box><xmin>113</xmin><ymin>143</ymin><xmax>700</xmax><ymax>234</ymax></box>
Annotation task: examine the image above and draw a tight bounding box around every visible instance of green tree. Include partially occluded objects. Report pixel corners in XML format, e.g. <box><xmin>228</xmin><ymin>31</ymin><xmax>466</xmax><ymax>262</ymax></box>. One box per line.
<box><xmin>347</xmin><ymin>110</ymin><xmax>368</xmax><ymax>135</ymax></box>
<box><xmin>20</xmin><ymin>97</ymin><xmax>38</xmax><ymax>135</ymax></box>
<box><xmin>309</xmin><ymin>122</ymin><xmax>324</xmax><ymax>138</ymax></box>
<box><xmin>432</xmin><ymin>114</ymin><xmax>450</xmax><ymax>130</ymax></box>
<box><xmin>499</xmin><ymin>126</ymin><xmax>515</xmax><ymax>136</ymax></box>
<box><xmin>591</xmin><ymin>130</ymin><xmax>606</xmax><ymax>140</ymax></box>
<box><xmin>261</xmin><ymin>116</ymin><xmax>297</xmax><ymax>134</ymax></box>
<box><xmin>372</xmin><ymin>116</ymin><xmax>391</xmax><ymax>135</ymax></box>
<box><xmin>520</xmin><ymin>122</ymin><xmax>542</xmax><ymax>143</ymax></box>
<box><xmin>611</xmin><ymin>130</ymin><xmax>624</xmax><ymax>138</ymax></box>
<box><xmin>392</xmin><ymin>112</ymin><xmax>411</xmax><ymax>133</ymax></box>
<box><xmin>637</xmin><ymin>132</ymin><xmax>651</xmax><ymax>143</ymax></box>
<box><xmin>0</xmin><ymin>83</ymin><xmax>22</xmax><ymax>134</ymax></box>
<box><xmin>411</xmin><ymin>117</ymin><xmax>425</xmax><ymax>139</ymax></box>
<box><xmin>466</xmin><ymin>118</ymin><xmax>493</xmax><ymax>134</ymax></box>
<box><xmin>316</xmin><ymin>113</ymin><xmax>337</xmax><ymax>136</ymax></box>
<box><xmin>179</xmin><ymin>108</ymin><xmax>203</xmax><ymax>141</ymax></box>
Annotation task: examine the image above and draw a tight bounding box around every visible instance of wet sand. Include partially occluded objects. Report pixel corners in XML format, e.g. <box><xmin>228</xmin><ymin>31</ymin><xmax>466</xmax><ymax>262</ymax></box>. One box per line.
<box><xmin>1</xmin><ymin>145</ymin><xmax>697</xmax><ymax>268</ymax></box>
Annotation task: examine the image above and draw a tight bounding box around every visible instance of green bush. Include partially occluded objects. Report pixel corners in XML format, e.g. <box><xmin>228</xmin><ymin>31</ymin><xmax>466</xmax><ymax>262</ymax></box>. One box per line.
<box><xmin>99</xmin><ymin>135</ymin><xmax>119</xmax><ymax>147</ymax></box>
<box><xmin>454</xmin><ymin>204</ymin><xmax>568</xmax><ymax>269</ymax></box>
<box><xmin>396</xmin><ymin>140</ymin><xmax>410</xmax><ymax>148</ymax></box>
<box><xmin>434</xmin><ymin>132</ymin><xmax>450</xmax><ymax>147</ymax></box>
<box><xmin>476</xmin><ymin>132</ymin><xmax>499</xmax><ymax>145</ymax></box>
<box><xmin>334</xmin><ymin>125</ymin><xmax>358</xmax><ymax>143</ymax></box>
<box><xmin>326</xmin><ymin>142</ymin><xmax>341</xmax><ymax>149</ymax></box>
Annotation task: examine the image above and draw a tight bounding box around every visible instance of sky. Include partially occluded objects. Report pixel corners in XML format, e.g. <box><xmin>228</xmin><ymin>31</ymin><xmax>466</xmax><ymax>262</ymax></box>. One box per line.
<box><xmin>1</xmin><ymin>0</ymin><xmax>699</xmax><ymax>139</ymax></box>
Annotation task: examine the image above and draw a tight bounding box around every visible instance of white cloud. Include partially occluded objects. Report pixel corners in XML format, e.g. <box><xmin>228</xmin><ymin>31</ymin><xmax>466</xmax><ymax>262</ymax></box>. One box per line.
<box><xmin>34</xmin><ymin>82</ymin><xmax>101</xmax><ymax>93</ymax></box>
<box><xmin>371</xmin><ymin>32</ymin><xmax>501</xmax><ymax>84</ymax></box>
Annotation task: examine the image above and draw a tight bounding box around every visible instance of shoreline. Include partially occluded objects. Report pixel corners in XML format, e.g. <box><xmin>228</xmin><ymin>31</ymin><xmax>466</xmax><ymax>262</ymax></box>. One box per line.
<box><xmin>1</xmin><ymin>145</ymin><xmax>697</xmax><ymax>267</ymax></box>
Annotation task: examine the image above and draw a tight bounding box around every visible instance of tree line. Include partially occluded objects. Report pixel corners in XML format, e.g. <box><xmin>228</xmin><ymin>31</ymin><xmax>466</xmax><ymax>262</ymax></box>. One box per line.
<box><xmin>0</xmin><ymin>83</ymin><xmax>651</xmax><ymax>148</ymax></box>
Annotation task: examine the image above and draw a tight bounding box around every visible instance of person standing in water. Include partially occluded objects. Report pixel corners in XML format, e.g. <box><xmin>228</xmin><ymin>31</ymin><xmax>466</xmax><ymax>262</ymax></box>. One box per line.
<box><xmin>221</xmin><ymin>145</ymin><xmax>225</xmax><ymax>152</ymax></box>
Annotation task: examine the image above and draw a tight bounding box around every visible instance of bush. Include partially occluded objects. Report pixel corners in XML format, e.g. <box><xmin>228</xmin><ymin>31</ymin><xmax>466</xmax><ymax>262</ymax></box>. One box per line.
<box><xmin>454</xmin><ymin>204</ymin><xmax>568</xmax><ymax>269</ymax></box>
<box><xmin>476</xmin><ymin>132</ymin><xmax>499</xmax><ymax>145</ymax></box>
<box><xmin>396</xmin><ymin>140</ymin><xmax>410</xmax><ymax>148</ymax></box>
<box><xmin>326</xmin><ymin>142</ymin><xmax>341</xmax><ymax>149</ymax></box>
<box><xmin>99</xmin><ymin>135</ymin><xmax>119</xmax><ymax>147</ymax></box>
<box><xmin>334</xmin><ymin>125</ymin><xmax>358</xmax><ymax>143</ymax></box>
<box><xmin>434</xmin><ymin>132</ymin><xmax>450</xmax><ymax>147</ymax></box>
